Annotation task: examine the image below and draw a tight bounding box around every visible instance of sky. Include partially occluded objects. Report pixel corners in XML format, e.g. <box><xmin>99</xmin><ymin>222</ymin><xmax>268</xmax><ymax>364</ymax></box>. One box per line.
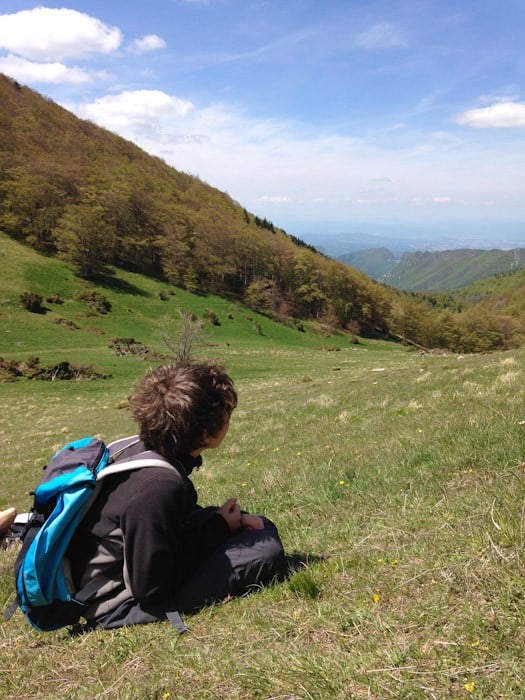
<box><xmin>1</xmin><ymin>0</ymin><xmax>525</xmax><ymax>251</ymax></box>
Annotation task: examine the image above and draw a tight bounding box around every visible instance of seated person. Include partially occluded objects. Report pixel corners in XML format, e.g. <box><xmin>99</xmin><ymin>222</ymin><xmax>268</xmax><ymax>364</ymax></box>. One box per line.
<box><xmin>69</xmin><ymin>360</ymin><xmax>284</xmax><ymax>629</ymax></box>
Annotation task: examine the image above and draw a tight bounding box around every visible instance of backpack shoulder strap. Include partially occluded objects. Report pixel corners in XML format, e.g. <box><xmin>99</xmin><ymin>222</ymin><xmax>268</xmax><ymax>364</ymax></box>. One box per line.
<box><xmin>99</xmin><ymin>435</ymin><xmax>179</xmax><ymax>480</ymax></box>
<box><xmin>98</xmin><ymin>457</ymin><xmax>176</xmax><ymax>479</ymax></box>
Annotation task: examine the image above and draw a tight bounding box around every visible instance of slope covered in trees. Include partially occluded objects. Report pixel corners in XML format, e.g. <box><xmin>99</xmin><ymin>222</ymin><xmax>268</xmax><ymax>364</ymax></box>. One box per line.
<box><xmin>339</xmin><ymin>247</ymin><xmax>525</xmax><ymax>291</ymax></box>
<box><xmin>0</xmin><ymin>73</ymin><xmax>521</xmax><ymax>352</ymax></box>
<box><xmin>0</xmin><ymin>74</ymin><xmax>392</xmax><ymax>337</ymax></box>
<box><xmin>338</xmin><ymin>247</ymin><xmax>397</xmax><ymax>280</ymax></box>
<box><xmin>382</xmin><ymin>249</ymin><xmax>525</xmax><ymax>291</ymax></box>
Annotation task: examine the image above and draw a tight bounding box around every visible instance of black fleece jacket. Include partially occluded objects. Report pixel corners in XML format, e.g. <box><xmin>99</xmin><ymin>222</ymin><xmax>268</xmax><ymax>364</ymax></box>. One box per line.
<box><xmin>70</xmin><ymin>446</ymin><xmax>230</xmax><ymax>616</ymax></box>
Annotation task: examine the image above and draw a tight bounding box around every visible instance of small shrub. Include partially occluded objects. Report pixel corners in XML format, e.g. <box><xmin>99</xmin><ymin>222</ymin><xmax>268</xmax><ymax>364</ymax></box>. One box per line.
<box><xmin>46</xmin><ymin>293</ymin><xmax>63</xmax><ymax>304</ymax></box>
<box><xmin>52</xmin><ymin>318</ymin><xmax>80</xmax><ymax>330</ymax></box>
<box><xmin>203</xmin><ymin>309</ymin><xmax>220</xmax><ymax>326</ymax></box>
<box><xmin>43</xmin><ymin>362</ymin><xmax>110</xmax><ymax>381</ymax></box>
<box><xmin>20</xmin><ymin>292</ymin><xmax>44</xmax><ymax>313</ymax></box>
<box><xmin>108</xmin><ymin>337</ymin><xmax>150</xmax><ymax>357</ymax></box>
<box><xmin>158</xmin><ymin>290</ymin><xmax>173</xmax><ymax>301</ymax></box>
<box><xmin>0</xmin><ymin>358</ymin><xmax>23</xmax><ymax>382</ymax></box>
<box><xmin>0</xmin><ymin>357</ymin><xmax>110</xmax><ymax>381</ymax></box>
<box><xmin>345</xmin><ymin>319</ymin><xmax>361</xmax><ymax>336</ymax></box>
<box><xmin>74</xmin><ymin>290</ymin><xmax>112</xmax><ymax>314</ymax></box>
<box><xmin>180</xmin><ymin>310</ymin><xmax>198</xmax><ymax>322</ymax></box>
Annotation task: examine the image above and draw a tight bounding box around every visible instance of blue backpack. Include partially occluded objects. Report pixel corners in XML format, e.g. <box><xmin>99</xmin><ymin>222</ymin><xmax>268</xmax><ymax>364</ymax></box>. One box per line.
<box><xmin>6</xmin><ymin>435</ymin><xmax>185</xmax><ymax>632</ymax></box>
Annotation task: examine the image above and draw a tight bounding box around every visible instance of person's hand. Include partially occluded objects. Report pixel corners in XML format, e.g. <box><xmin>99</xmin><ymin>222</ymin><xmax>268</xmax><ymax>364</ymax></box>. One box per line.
<box><xmin>218</xmin><ymin>498</ymin><xmax>242</xmax><ymax>532</ymax></box>
<box><xmin>241</xmin><ymin>514</ymin><xmax>264</xmax><ymax>531</ymax></box>
<box><xmin>0</xmin><ymin>507</ymin><xmax>16</xmax><ymax>534</ymax></box>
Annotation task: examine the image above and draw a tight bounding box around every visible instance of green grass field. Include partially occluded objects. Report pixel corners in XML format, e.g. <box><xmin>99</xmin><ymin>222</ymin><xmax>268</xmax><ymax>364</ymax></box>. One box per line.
<box><xmin>1</xmin><ymin>234</ymin><xmax>524</xmax><ymax>699</ymax></box>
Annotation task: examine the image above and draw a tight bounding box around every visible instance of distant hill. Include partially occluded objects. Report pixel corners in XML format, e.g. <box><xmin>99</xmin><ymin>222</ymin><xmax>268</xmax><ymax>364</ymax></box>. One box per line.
<box><xmin>338</xmin><ymin>247</ymin><xmax>397</xmax><ymax>279</ymax></box>
<box><xmin>339</xmin><ymin>247</ymin><xmax>525</xmax><ymax>291</ymax></box>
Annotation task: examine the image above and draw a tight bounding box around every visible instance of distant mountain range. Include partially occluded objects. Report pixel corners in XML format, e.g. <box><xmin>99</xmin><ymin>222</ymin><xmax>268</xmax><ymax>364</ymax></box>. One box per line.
<box><xmin>338</xmin><ymin>248</ymin><xmax>525</xmax><ymax>291</ymax></box>
<box><xmin>301</xmin><ymin>230</ymin><xmax>525</xmax><ymax>259</ymax></box>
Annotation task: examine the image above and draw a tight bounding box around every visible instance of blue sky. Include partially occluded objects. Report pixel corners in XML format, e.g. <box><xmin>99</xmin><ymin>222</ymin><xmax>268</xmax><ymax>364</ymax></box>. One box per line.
<box><xmin>1</xmin><ymin>0</ymin><xmax>524</xmax><ymax>249</ymax></box>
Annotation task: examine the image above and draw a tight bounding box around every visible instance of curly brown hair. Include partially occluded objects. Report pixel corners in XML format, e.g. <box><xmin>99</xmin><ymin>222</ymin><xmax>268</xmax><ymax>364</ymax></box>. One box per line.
<box><xmin>128</xmin><ymin>360</ymin><xmax>237</xmax><ymax>458</ymax></box>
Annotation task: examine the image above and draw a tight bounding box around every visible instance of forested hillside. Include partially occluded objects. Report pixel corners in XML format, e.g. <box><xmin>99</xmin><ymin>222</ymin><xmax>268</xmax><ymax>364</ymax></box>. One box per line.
<box><xmin>339</xmin><ymin>247</ymin><xmax>525</xmax><ymax>291</ymax></box>
<box><xmin>455</xmin><ymin>267</ymin><xmax>525</xmax><ymax>306</ymax></box>
<box><xmin>416</xmin><ymin>268</ymin><xmax>525</xmax><ymax>330</ymax></box>
<box><xmin>338</xmin><ymin>247</ymin><xmax>397</xmax><ymax>279</ymax></box>
<box><xmin>0</xmin><ymin>73</ymin><xmax>522</xmax><ymax>352</ymax></box>
<box><xmin>382</xmin><ymin>248</ymin><xmax>525</xmax><ymax>291</ymax></box>
<box><xmin>0</xmin><ymin>73</ymin><xmax>393</xmax><ymax>338</ymax></box>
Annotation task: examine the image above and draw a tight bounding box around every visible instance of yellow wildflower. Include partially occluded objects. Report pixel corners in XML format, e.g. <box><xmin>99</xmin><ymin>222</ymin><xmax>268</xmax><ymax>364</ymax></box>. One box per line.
<box><xmin>372</xmin><ymin>593</ymin><xmax>380</xmax><ymax>604</ymax></box>
<box><xmin>464</xmin><ymin>682</ymin><xmax>475</xmax><ymax>693</ymax></box>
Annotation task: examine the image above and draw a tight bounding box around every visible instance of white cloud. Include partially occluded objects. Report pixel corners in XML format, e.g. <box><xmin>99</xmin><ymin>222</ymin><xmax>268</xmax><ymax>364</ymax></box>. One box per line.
<box><xmin>0</xmin><ymin>54</ymin><xmax>108</xmax><ymax>84</ymax></box>
<box><xmin>129</xmin><ymin>35</ymin><xmax>167</xmax><ymax>54</ymax></box>
<box><xmin>77</xmin><ymin>90</ymin><xmax>194</xmax><ymax>133</ymax></box>
<box><xmin>0</xmin><ymin>8</ymin><xmax>122</xmax><ymax>61</ymax></box>
<box><xmin>66</xmin><ymin>89</ymin><xmax>525</xmax><ymax>225</ymax></box>
<box><xmin>456</xmin><ymin>101</ymin><xmax>525</xmax><ymax>128</ymax></box>
<box><xmin>259</xmin><ymin>195</ymin><xmax>293</xmax><ymax>203</ymax></box>
<box><xmin>355</xmin><ymin>23</ymin><xmax>407</xmax><ymax>50</ymax></box>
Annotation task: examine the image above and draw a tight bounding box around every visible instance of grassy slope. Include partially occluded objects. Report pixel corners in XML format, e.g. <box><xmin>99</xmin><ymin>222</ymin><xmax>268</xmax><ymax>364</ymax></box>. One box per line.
<box><xmin>1</xmin><ymin>235</ymin><xmax>524</xmax><ymax>699</ymax></box>
<box><xmin>0</xmin><ymin>231</ymin><xmax>352</xmax><ymax>367</ymax></box>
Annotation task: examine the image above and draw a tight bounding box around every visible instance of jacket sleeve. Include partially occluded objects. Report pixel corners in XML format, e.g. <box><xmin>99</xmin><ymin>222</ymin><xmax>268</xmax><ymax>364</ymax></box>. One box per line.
<box><xmin>180</xmin><ymin>507</ymin><xmax>231</xmax><ymax>568</ymax></box>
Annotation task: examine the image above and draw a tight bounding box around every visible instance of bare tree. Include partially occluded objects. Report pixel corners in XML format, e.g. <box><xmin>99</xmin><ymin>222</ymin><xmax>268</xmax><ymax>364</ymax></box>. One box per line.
<box><xmin>157</xmin><ymin>310</ymin><xmax>204</xmax><ymax>361</ymax></box>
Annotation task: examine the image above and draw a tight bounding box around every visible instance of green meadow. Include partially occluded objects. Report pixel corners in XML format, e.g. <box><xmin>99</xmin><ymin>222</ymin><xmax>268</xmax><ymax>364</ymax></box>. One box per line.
<box><xmin>1</xmin><ymin>234</ymin><xmax>524</xmax><ymax>699</ymax></box>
